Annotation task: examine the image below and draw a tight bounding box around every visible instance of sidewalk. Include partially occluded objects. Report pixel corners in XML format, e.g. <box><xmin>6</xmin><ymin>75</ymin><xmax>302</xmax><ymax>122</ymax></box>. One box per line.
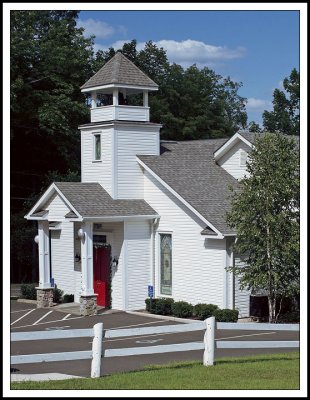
<box><xmin>11</xmin><ymin>373</ymin><xmax>82</xmax><ymax>382</ymax></box>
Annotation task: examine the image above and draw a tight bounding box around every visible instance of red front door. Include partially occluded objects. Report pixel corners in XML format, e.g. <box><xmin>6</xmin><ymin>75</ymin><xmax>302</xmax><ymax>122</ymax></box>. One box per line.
<box><xmin>93</xmin><ymin>246</ymin><xmax>111</xmax><ymax>307</ymax></box>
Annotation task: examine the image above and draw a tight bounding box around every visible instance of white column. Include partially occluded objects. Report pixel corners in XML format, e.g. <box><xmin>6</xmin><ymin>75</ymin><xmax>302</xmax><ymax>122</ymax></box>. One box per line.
<box><xmin>91</xmin><ymin>92</ymin><xmax>97</xmax><ymax>108</ymax></box>
<box><xmin>81</xmin><ymin>221</ymin><xmax>94</xmax><ymax>296</ymax></box>
<box><xmin>38</xmin><ymin>221</ymin><xmax>51</xmax><ymax>288</ymax></box>
<box><xmin>113</xmin><ymin>88</ymin><xmax>119</xmax><ymax>106</ymax></box>
<box><xmin>143</xmin><ymin>90</ymin><xmax>148</xmax><ymax>107</ymax></box>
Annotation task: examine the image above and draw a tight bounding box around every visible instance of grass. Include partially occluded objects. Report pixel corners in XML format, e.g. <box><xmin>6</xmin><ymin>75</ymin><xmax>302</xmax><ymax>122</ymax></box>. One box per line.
<box><xmin>11</xmin><ymin>352</ymin><xmax>299</xmax><ymax>390</ymax></box>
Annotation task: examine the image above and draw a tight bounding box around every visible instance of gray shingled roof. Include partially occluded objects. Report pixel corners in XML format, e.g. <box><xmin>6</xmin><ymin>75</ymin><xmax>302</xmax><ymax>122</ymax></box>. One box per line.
<box><xmin>54</xmin><ymin>182</ymin><xmax>157</xmax><ymax>218</ymax></box>
<box><xmin>138</xmin><ymin>139</ymin><xmax>240</xmax><ymax>235</ymax></box>
<box><xmin>81</xmin><ymin>52</ymin><xmax>158</xmax><ymax>90</ymax></box>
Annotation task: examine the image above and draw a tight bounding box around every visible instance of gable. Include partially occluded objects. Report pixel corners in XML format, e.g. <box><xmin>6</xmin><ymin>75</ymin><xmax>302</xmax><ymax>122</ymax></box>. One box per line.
<box><xmin>217</xmin><ymin>140</ymin><xmax>251</xmax><ymax>180</ymax></box>
<box><xmin>42</xmin><ymin>192</ymin><xmax>71</xmax><ymax>220</ymax></box>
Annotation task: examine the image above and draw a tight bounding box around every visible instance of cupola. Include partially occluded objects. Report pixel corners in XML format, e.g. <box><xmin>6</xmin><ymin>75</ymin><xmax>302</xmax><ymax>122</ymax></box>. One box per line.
<box><xmin>81</xmin><ymin>52</ymin><xmax>158</xmax><ymax>123</ymax></box>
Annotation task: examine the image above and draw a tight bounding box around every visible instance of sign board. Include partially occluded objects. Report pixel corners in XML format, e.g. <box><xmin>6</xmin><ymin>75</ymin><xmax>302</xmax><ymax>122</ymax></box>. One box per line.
<box><xmin>148</xmin><ymin>285</ymin><xmax>154</xmax><ymax>298</ymax></box>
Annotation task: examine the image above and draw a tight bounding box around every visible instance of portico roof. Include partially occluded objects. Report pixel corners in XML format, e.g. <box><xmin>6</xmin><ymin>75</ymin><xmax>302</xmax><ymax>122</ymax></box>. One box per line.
<box><xmin>26</xmin><ymin>182</ymin><xmax>158</xmax><ymax>221</ymax></box>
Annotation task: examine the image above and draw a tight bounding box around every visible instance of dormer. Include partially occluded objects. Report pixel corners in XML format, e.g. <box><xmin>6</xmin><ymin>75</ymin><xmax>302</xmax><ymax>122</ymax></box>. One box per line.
<box><xmin>80</xmin><ymin>52</ymin><xmax>158</xmax><ymax>123</ymax></box>
<box><xmin>214</xmin><ymin>132</ymin><xmax>254</xmax><ymax>180</ymax></box>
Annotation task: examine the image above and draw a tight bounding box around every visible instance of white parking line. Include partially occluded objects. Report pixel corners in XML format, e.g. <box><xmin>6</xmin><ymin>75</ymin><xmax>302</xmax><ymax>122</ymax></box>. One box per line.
<box><xmin>94</xmin><ymin>329</ymin><xmax>277</xmax><ymax>345</ymax></box>
<box><xmin>109</xmin><ymin>320</ymin><xmax>168</xmax><ymax>330</ymax></box>
<box><xmin>10</xmin><ymin>315</ymin><xmax>86</xmax><ymax>329</ymax></box>
<box><xmin>11</xmin><ymin>308</ymin><xmax>36</xmax><ymax>314</ymax></box>
<box><xmin>10</xmin><ymin>309</ymin><xmax>36</xmax><ymax>326</ymax></box>
<box><xmin>33</xmin><ymin>311</ymin><xmax>53</xmax><ymax>325</ymax></box>
<box><xmin>62</xmin><ymin>314</ymin><xmax>71</xmax><ymax>320</ymax></box>
<box><xmin>216</xmin><ymin>332</ymin><xmax>276</xmax><ymax>341</ymax></box>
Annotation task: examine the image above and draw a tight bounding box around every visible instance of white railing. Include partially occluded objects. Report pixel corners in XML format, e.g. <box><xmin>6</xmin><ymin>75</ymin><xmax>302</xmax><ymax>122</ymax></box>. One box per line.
<box><xmin>90</xmin><ymin>105</ymin><xmax>150</xmax><ymax>123</ymax></box>
<box><xmin>10</xmin><ymin>318</ymin><xmax>299</xmax><ymax>377</ymax></box>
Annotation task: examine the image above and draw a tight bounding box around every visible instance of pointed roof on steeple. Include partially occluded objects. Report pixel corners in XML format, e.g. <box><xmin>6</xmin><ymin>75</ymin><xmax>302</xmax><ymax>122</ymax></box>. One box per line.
<box><xmin>81</xmin><ymin>51</ymin><xmax>158</xmax><ymax>91</ymax></box>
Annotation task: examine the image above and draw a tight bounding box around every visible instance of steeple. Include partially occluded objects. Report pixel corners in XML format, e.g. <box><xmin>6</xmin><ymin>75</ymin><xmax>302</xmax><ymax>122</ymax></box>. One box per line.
<box><xmin>81</xmin><ymin>52</ymin><xmax>158</xmax><ymax>123</ymax></box>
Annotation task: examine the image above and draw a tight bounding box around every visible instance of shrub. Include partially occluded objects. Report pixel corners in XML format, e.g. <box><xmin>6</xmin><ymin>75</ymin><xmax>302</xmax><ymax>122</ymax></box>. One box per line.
<box><xmin>145</xmin><ymin>298</ymin><xmax>158</xmax><ymax>313</ymax></box>
<box><xmin>213</xmin><ymin>308</ymin><xmax>239</xmax><ymax>322</ymax></box>
<box><xmin>277</xmin><ymin>311</ymin><xmax>300</xmax><ymax>323</ymax></box>
<box><xmin>53</xmin><ymin>285</ymin><xmax>64</xmax><ymax>303</ymax></box>
<box><xmin>193</xmin><ymin>303</ymin><xmax>219</xmax><ymax>320</ymax></box>
<box><xmin>20</xmin><ymin>283</ymin><xmax>37</xmax><ymax>300</ymax></box>
<box><xmin>154</xmin><ymin>298</ymin><xmax>174</xmax><ymax>315</ymax></box>
<box><xmin>171</xmin><ymin>301</ymin><xmax>193</xmax><ymax>318</ymax></box>
<box><xmin>62</xmin><ymin>294</ymin><xmax>74</xmax><ymax>303</ymax></box>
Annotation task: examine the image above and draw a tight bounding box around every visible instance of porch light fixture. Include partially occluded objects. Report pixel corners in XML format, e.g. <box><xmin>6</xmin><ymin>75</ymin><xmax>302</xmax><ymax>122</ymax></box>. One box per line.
<box><xmin>77</xmin><ymin>228</ymin><xmax>85</xmax><ymax>240</ymax></box>
<box><xmin>75</xmin><ymin>253</ymin><xmax>81</xmax><ymax>263</ymax></box>
<box><xmin>34</xmin><ymin>235</ymin><xmax>39</xmax><ymax>244</ymax></box>
<box><xmin>112</xmin><ymin>257</ymin><xmax>118</xmax><ymax>268</ymax></box>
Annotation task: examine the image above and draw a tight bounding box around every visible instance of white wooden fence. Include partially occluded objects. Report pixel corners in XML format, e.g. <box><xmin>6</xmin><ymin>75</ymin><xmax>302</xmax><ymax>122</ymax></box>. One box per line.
<box><xmin>10</xmin><ymin>317</ymin><xmax>299</xmax><ymax>378</ymax></box>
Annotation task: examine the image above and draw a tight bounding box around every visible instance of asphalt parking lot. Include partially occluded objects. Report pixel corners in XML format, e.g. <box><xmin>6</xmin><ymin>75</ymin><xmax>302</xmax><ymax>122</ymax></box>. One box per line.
<box><xmin>10</xmin><ymin>301</ymin><xmax>299</xmax><ymax>378</ymax></box>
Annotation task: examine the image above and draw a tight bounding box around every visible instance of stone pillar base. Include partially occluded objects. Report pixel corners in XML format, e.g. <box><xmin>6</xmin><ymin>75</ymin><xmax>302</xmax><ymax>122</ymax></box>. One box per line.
<box><xmin>36</xmin><ymin>288</ymin><xmax>54</xmax><ymax>308</ymax></box>
<box><xmin>80</xmin><ymin>295</ymin><xmax>97</xmax><ymax>316</ymax></box>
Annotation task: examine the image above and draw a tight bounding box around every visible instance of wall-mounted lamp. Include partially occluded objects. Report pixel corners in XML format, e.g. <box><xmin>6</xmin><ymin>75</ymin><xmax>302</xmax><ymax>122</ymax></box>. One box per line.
<box><xmin>75</xmin><ymin>253</ymin><xmax>81</xmax><ymax>263</ymax></box>
<box><xmin>34</xmin><ymin>235</ymin><xmax>39</xmax><ymax>244</ymax></box>
<box><xmin>77</xmin><ymin>228</ymin><xmax>85</xmax><ymax>240</ymax></box>
<box><xmin>112</xmin><ymin>257</ymin><xmax>118</xmax><ymax>268</ymax></box>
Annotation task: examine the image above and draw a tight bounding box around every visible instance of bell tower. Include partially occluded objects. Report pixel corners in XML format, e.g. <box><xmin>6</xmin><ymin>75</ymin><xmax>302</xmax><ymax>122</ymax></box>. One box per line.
<box><xmin>79</xmin><ymin>52</ymin><xmax>161</xmax><ymax>199</ymax></box>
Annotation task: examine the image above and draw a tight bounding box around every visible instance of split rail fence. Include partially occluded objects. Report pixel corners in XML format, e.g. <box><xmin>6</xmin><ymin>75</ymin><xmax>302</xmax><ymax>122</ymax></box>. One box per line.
<box><xmin>11</xmin><ymin>317</ymin><xmax>299</xmax><ymax>378</ymax></box>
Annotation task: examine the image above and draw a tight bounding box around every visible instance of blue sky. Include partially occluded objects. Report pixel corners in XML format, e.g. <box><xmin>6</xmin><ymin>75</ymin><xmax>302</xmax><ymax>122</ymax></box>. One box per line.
<box><xmin>78</xmin><ymin>10</ymin><xmax>299</xmax><ymax>126</ymax></box>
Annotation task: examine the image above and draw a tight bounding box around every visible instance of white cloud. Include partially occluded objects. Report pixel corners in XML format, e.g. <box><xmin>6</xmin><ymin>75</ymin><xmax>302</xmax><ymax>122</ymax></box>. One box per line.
<box><xmin>246</xmin><ymin>98</ymin><xmax>272</xmax><ymax>111</ymax></box>
<box><xmin>156</xmin><ymin>39</ymin><xmax>246</xmax><ymax>65</ymax></box>
<box><xmin>77</xmin><ymin>18</ymin><xmax>127</xmax><ymax>40</ymax></box>
<box><xmin>95</xmin><ymin>39</ymin><xmax>245</xmax><ymax>68</ymax></box>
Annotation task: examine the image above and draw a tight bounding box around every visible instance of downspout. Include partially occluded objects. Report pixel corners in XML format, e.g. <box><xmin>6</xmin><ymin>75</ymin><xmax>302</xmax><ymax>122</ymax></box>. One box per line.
<box><xmin>231</xmin><ymin>237</ymin><xmax>238</xmax><ymax>309</ymax></box>
<box><xmin>150</xmin><ymin>218</ymin><xmax>158</xmax><ymax>295</ymax></box>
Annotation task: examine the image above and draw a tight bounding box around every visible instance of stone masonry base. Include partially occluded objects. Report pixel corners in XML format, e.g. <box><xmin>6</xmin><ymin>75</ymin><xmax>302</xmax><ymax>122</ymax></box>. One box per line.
<box><xmin>80</xmin><ymin>295</ymin><xmax>97</xmax><ymax>316</ymax></box>
<box><xmin>36</xmin><ymin>288</ymin><xmax>54</xmax><ymax>308</ymax></box>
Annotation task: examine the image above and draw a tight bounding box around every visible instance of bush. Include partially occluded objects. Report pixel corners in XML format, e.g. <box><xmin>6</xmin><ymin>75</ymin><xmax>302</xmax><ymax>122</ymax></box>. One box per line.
<box><xmin>171</xmin><ymin>301</ymin><xmax>193</xmax><ymax>318</ymax></box>
<box><xmin>193</xmin><ymin>303</ymin><xmax>219</xmax><ymax>320</ymax></box>
<box><xmin>278</xmin><ymin>311</ymin><xmax>300</xmax><ymax>323</ymax></box>
<box><xmin>53</xmin><ymin>285</ymin><xmax>64</xmax><ymax>303</ymax></box>
<box><xmin>145</xmin><ymin>298</ymin><xmax>158</xmax><ymax>313</ymax></box>
<box><xmin>62</xmin><ymin>294</ymin><xmax>74</xmax><ymax>303</ymax></box>
<box><xmin>20</xmin><ymin>283</ymin><xmax>37</xmax><ymax>300</ymax></box>
<box><xmin>213</xmin><ymin>308</ymin><xmax>239</xmax><ymax>322</ymax></box>
<box><xmin>154</xmin><ymin>298</ymin><xmax>174</xmax><ymax>315</ymax></box>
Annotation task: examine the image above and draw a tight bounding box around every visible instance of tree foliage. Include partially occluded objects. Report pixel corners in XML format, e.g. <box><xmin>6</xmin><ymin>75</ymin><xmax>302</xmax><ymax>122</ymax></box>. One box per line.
<box><xmin>94</xmin><ymin>39</ymin><xmax>248</xmax><ymax>139</ymax></box>
<box><xmin>226</xmin><ymin>133</ymin><xmax>300</xmax><ymax>322</ymax></box>
<box><xmin>262</xmin><ymin>68</ymin><xmax>300</xmax><ymax>136</ymax></box>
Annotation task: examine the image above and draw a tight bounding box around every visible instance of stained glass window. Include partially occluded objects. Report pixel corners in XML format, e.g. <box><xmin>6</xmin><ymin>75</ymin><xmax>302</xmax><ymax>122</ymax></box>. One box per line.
<box><xmin>94</xmin><ymin>134</ymin><xmax>101</xmax><ymax>160</ymax></box>
<box><xmin>160</xmin><ymin>234</ymin><xmax>172</xmax><ymax>295</ymax></box>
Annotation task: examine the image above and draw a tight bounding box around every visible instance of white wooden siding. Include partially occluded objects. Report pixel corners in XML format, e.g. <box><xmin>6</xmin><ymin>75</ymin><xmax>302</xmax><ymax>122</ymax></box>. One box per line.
<box><xmin>218</xmin><ymin>140</ymin><xmax>251</xmax><ymax>180</ymax></box>
<box><xmin>234</xmin><ymin>254</ymin><xmax>251</xmax><ymax>318</ymax></box>
<box><xmin>43</xmin><ymin>193</ymin><xmax>70</xmax><ymax>220</ymax></box>
<box><xmin>50</xmin><ymin>222</ymin><xmax>74</xmax><ymax>295</ymax></box>
<box><xmin>125</xmin><ymin>220</ymin><xmax>151</xmax><ymax>310</ymax></box>
<box><xmin>144</xmin><ymin>170</ymin><xmax>227</xmax><ymax>308</ymax></box>
<box><xmin>116</xmin><ymin>128</ymin><xmax>159</xmax><ymax>199</ymax></box>
<box><xmin>81</xmin><ymin>128</ymin><xmax>113</xmax><ymax>196</ymax></box>
<box><xmin>91</xmin><ymin>107</ymin><xmax>114</xmax><ymax>122</ymax></box>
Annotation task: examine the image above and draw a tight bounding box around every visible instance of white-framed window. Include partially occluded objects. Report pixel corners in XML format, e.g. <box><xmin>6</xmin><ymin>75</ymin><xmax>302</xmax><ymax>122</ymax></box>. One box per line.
<box><xmin>240</xmin><ymin>150</ymin><xmax>248</xmax><ymax>167</ymax></box>
<box><xmin>93</xmin><ymin>133</ymin><xmax>101</xmax><ymax>161</ymax></box>
<box><xmin>159</xmin><ymin>233</ymin><xmax>172</xmax><ymax>296</ymax></box>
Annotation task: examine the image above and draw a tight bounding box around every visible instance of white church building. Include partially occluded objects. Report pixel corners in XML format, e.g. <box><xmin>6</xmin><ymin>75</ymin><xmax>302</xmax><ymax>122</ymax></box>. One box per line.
<box><xmin>25</xmin><ymin>52</ymin><xmax>253</xmax><ymax>316</ymax></box>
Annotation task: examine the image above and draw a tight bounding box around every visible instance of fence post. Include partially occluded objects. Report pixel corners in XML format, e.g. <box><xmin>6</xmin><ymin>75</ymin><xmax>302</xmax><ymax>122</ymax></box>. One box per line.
<box><xmin>203</xmin><ymin>316</ymin><xmax>215</xmax><ymax>366</ymax></box>
<box><xmin>91</xmin><ymin>322</ymin><xmax>103</xmax><ymax>378</ymax></box>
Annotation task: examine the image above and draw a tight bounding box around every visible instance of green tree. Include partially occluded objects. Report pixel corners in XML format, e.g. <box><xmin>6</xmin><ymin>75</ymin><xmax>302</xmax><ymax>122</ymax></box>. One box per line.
<box><xmin>226</xmin><ymin>133</ymin><xmax>299</xmax><ymax>323</ymax></box>
<box><xmin>95</xmin><ymin>40</ymin><xmax>247</xmax><ymax>139</ymax></box>
<box><xmin>263</xmin><ymin>68</ymin><xmax>300</xmax><ymax>135</ymax></box>
<box><xmin>10</xmin><ymin>10</ymin><xmax>94</xmax><ymax>281</ymax></box>
<box><xmin>248</xmin><ymin>121</ymin><xmax>262</xmax><ymax>133</ymax></box>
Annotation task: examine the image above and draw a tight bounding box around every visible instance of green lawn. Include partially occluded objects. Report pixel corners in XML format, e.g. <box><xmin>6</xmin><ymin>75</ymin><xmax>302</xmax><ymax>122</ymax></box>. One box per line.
<box><xmin>11</xmin><ymin>352</ymin><xmax>299</xmax><ymax>390</ymax></box>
